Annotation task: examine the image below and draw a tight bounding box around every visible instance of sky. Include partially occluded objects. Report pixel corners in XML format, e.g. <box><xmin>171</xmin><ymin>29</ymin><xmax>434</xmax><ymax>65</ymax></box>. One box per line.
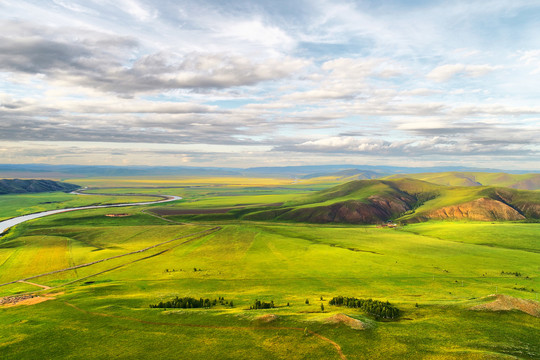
<box><xmin>1</xmin><ymin>0</ymin><xmax>539</xmax><ymax>170</ymax></box>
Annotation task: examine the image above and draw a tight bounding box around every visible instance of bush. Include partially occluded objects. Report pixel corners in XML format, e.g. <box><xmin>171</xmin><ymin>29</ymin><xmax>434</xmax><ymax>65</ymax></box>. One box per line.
<box><xmin>329</xmin><ymin>296</ymin><xmax>400</xmax><ymax>319</ymax></box>
<box><xmin>250</xmin><ymin>299</ymin><xmax>274</xmax><ymax>309</ymax></box>
<box><xmin>150</xmin><ymin>296</ymin><xmax>229</xmax><ymax>309</ymax></box>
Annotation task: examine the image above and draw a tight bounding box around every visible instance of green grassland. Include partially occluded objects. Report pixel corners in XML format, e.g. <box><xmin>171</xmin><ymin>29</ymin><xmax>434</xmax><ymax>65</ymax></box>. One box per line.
<box><xmin>0</xmin><ymin>180</ymin><xmax>539</xmax><ymax>359</ymax></box>
<box><xmin>0</xmin><ymin>192</ymin><xmax>162</xmax><ymax>221</ymax></box>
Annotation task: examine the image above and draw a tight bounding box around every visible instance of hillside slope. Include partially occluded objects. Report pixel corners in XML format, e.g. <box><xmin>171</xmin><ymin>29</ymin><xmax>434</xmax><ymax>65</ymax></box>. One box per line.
<box><xmin>0</xmin><ymin>179</ymin><xmax>80</xmax><ymax>195</ymax></box>
<box><xmin>244</xmin><ymin>179</ymin><xmax>439</xmax><ymax>224</ymax></box>
<box><xmin>243</xmin><ymin>179</ymin><xmax>540</xmax><ymax>224</ymax></box>
<box><xmin>384</xmin><ymin>172</ymin><xmax>540</xmax><ymax>190</ymax></box>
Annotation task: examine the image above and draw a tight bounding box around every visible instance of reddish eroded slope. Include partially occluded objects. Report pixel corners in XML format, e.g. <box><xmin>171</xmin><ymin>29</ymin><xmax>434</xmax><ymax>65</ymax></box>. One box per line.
<box><xmin>422</xmin><ymin>198</ymin><xmax>525</xmax><ymax>221</ymax></box>
<box><xmin>280</xmin><ymin>193</ymin><xmax>416</xmax><ymax>224</ymax></box>
<box><xmin>244</xmin><ymin>179</ymin><xmax>539</xmax><ymax>224</ymax></box>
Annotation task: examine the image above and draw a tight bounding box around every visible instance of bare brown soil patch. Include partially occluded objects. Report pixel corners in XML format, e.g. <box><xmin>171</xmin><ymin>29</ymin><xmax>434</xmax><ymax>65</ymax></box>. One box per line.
<box><xmin>325</xmin><ymin>313</ymin><xmax>368</xmax><ymax>330</ymax></box>
<box><xmin>470</xmin><ymin>294</ymin><xmax>540</xmax><ymax>317</ymax></box>
<box><xmin>256</xmin><ymin>314</ymin><xmax>278</xmax><ymax>323</ymax></box>
<box><xmin>17</xmin><ymin>280</ymin><xmax>51</xmax><ymax>289</ymax></box>
<box><xmin>105</xmin><ymin>213</ymin><xmax>131</xmax><ymax>217</ymax></box>
<box><xmin>0</xmin><ymin>293</ymin><xmax>59</xmax><ymax>307</ymax></box>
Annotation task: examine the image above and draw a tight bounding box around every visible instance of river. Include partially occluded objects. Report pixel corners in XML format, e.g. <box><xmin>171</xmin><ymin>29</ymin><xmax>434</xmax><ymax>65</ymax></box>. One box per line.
<box><xmin>0</xmin><ymin>193</ymin><xmax>182</xmax><ymax>236</ymax></box>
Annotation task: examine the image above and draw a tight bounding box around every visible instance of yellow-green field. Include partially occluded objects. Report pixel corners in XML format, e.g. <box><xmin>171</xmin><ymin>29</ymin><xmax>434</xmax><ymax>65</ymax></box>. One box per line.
<box><xmin>0</xmin><ymin>192</ymin><xmax>160</xmax><ymax>221</ymax></box>
<box><xmin>0</xmin><ymin>180</ymin><xmax>539</xmax><ymax>359</ymax></box>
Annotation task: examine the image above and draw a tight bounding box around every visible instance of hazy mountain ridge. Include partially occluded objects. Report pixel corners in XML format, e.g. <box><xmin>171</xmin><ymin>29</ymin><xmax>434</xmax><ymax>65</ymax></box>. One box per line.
<box><xmin>0</xmin><ymin>164</ymin><xmax>535</xmax><ymax>180</ymax></box>
<box><xmin>0</xmin><ymin>179</ymin><xmax>80</xmax><ymax>195</ymax></box>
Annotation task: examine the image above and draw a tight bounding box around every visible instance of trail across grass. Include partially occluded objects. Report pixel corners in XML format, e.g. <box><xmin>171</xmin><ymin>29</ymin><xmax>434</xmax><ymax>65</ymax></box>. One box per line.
<box><xmin>0</xmin><ymin>226</ymin><xmax>221</xmax><ymax>291</ymax></box>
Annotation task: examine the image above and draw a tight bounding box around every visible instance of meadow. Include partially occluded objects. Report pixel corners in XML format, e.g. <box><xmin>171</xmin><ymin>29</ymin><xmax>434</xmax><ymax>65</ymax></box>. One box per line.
<box><xmin>0</xmin><ymin>178</ymin><xmax>538</xmax><ymax>359</ymax></box>
<box><xmin>0</xmin><ymin>192</ymin><xmax>160</xmax><ymax>222</ymax></box>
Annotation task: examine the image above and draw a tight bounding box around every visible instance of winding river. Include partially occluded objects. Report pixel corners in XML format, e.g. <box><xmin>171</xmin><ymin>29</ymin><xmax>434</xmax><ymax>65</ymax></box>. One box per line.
<box><xmin>0</xmin><ymin>193</ymin><xmax>182</xmax><ymax>236</ymax></box>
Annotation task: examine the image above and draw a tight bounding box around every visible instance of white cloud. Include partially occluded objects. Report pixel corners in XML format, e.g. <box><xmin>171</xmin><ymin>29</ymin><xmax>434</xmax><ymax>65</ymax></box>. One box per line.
<box><xmin>426</xmin><ymin>63</ymin><xmax>501</xmax><ymax>82</ymax></box>
<box><xmin>52</xmin><ymin>0</ymin><xmax>97</xmax><ymax>15</ymax></box>
<box><xmin>115</xmin><ymin>0</ymin><xmax>157</xmax><ymax>22</ymax></box>
<box><xmin>518</xmin><ymin>49</ymin><xmax>540</xmax><ymax>74</ymax></box>
<box><xmin>216</xmin><ymin>19</ymin><xmax>295</xmax><ymax>53</ymax></box>
<box><xmin>0</xmin><ymin>0</ymin><xmax>539</xmax><ymax>169</ymax></box>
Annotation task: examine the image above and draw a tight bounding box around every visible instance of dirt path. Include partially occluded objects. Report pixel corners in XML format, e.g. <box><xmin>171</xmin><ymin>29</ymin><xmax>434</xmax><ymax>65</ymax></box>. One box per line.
<box><xmin>0</xmin><ymin>227</ymin><xmax>221</xmax><ymax>288</ymax></box>
<box><xmin>52</xmin><ymin>229</ymin><xmax>213</xmax><ymax>289</ymax></box>
<box><xmin>17</xmin><ymin>280</ymin><xmax>51</xmax><ymax>289</ymax></box>
<box><xmin>64</xmin><ymin>301</ymin><xmax>346</xmax><ymax>360</ymax></box>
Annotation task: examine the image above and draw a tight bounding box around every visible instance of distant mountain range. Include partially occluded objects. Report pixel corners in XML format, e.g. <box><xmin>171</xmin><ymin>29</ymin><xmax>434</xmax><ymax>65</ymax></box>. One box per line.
<box><xmin>1</xmin><ymin>164</ymin><xmax>537</xmax><ymax>190</ymax></box>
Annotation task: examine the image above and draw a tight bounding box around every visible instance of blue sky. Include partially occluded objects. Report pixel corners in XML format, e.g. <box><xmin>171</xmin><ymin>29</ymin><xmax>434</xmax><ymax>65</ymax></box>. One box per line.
<box><xmin>0</xmin><ymin>0</ymin><xmax>539</xmax><ymax>170</ymax></box>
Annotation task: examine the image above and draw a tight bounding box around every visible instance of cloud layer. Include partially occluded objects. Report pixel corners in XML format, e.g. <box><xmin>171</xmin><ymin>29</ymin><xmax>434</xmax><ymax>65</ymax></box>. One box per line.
<box><xmin>1</xmin><ymin>0</ymin><xmax>539</xmax><ymax>170</ymax></box>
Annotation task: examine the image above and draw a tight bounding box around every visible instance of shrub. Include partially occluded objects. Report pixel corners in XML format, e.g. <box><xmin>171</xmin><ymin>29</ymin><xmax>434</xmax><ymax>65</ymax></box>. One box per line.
<box><xmin>329</xmin><ymin>296</ymin><xmax>400</xmax><ymax>319</ymax></box>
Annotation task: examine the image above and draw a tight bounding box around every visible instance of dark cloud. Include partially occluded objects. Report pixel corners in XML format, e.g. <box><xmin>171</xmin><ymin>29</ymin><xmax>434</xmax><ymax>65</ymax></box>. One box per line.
<box><xmin>0</xmin><ymin>108</ymin><xmax>263</xmax><ymax>145</ymax></box>
<box><xmin>0</xmin><ymin>37</ymin><xmax>92</xmax><ymax>74</ymax></box>
<box><xmin>0</xmin><ymin>21</ymin><xmax>305</xmax><ymax>95</ymax></box>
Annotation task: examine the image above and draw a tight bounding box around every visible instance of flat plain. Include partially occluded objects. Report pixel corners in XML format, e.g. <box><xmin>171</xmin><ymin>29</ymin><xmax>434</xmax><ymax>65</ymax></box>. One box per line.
<box><xmin>0</xmin><ymin>177</ymin><xmax>538</xmax><ymax>359</ymax></box>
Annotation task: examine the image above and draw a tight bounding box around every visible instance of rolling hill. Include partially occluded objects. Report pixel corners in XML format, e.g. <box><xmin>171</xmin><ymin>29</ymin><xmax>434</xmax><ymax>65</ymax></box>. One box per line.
<box><xmin>0</xmin><ymin>179</ymin><xmax>80</xmax><ymax>195</ymax></box>
<box><xmin>384</xmin><ymin>172</ymin><xmax>540</xmax><ymax>190</ymax></box>
<box><xmin>242</xmin><ymin>179</ymin><xmax>540</xmax><ymax>224</ymax></box>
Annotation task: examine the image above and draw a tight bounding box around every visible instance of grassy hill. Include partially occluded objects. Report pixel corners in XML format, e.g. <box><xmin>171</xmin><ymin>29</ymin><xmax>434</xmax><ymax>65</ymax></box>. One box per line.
<box><xmin>238</xmin><ymin>179</ymin><xmax>540</xmax><ymax>224</ymax></box>
<box><xmin>0</xmin><ymin>179</ymin><xmax>80</xmax><ymax>195</ymax></box>
<box><xmin>384</xmin><ymin>171</ymin><xmax>540</xmax><ymax>190</ymax></box>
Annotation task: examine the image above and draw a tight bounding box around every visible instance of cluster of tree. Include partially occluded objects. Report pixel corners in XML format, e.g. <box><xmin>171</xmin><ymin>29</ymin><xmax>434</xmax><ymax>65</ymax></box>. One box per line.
<box><xmin>250</xmin><ymin>299</ymin><xmax>274</xmax><ymax>309</ymax></box>
<box><xmin>501</xmin><ymin>271</ymin><xmax>522</xmax><ymax>277</ymax></box>
<box><xmin>150</xmin><ymin>296</ymin><xmax>232</xmax><ymax>309</ymax></box>
<box><xmin>513</xmin><ymin>287</ymin><xmax>535</xmax><ymax>292</ymax></box>
<box><xmin>328</xmin><ymin>296</ymin><xmax>400</xmax><ymax>319</ymax></box>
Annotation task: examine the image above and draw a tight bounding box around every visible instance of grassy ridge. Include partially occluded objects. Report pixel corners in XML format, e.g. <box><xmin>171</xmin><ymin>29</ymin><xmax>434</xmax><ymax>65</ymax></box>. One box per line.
<box><xmin>0</xmin><ymin>179</ymin><xmax>79</xmax><ymax>195</ymax></box>
<box><xmin>384</xmin><ymin>171</ymin><xmax>540</xmax><ymax>190</ymax></box>
<box><xmin>233</xmin><ymin>179</ymin><xmax>540</xmax><ymax>224</ymax></box>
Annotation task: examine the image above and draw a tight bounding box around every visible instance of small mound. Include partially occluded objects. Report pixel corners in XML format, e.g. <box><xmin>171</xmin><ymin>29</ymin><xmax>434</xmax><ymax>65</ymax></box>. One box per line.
<box><xmin>325</xmin><ymin>313</ymin><xmax>367</xmax><ymax>330</ymax></box>
<box><xmin>256</xmin><ymin>314</ymin><xmax>278</xmax><ymax>323</ymax></box>
<box><xmin>470</xmin><ymin>295</ymin><xmax>540</xmax><ymax>317</ymax></box>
